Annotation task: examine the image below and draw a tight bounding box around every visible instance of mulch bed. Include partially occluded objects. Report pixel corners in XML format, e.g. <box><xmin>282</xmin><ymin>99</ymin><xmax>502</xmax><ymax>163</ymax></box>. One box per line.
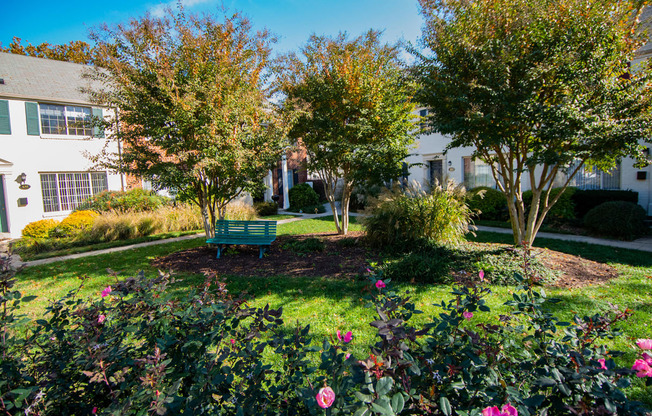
<box><xmin>152</xmin><ymin>231</ymin><xmax>619</xmax><ymax>289</ymax></box>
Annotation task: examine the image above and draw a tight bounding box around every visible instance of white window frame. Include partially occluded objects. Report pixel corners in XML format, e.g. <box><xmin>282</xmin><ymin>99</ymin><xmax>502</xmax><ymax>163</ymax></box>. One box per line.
<box><xmin>40</xmin><ymin>171</ymin><xmax>108</xmax><ymax>213</ymax></box>
<box><xmin>39</xmin><ymin>103</ymin><xmax>93</xmax><ymax>138</ymax></box>
<box><xmin>463</xmin><ymin>156</ymin><xmax>497</xmax><ymax>189</ymax></box>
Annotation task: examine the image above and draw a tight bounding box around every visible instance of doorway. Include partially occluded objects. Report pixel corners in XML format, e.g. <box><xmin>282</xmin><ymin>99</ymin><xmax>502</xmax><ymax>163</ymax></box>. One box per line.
<box><xmin>0</xmin><ymin>176</ymin><xmax>8</xmax><ymax>233</ymax></box>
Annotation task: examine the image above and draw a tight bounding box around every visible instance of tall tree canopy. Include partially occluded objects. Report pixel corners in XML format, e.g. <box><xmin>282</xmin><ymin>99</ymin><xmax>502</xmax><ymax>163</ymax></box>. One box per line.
<box><xmin>415</xmin><ymin>0</ymin><xmax>652</xmax><ymax>245</ymax></box>
<box><xmin>279</xmin><ymin>31</ymin><xmax>416</xmax><ymax>235</ymax></box>
<box><xmin>88</xmin><ymin>10</ymin><xmax>287</xmax><ymax>237</ymax></box>
<box><xmin>0</xmin><ymin>37</ymin><xmax>97</xmax><ymax>65</ymax></box>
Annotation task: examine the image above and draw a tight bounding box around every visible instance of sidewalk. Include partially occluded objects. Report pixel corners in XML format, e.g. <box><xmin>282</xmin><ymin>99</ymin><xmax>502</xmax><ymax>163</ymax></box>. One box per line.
<box><xmin>5</xmin><ymin>205</ymin><xmax>650</xmax><ymax>268</ymax></box>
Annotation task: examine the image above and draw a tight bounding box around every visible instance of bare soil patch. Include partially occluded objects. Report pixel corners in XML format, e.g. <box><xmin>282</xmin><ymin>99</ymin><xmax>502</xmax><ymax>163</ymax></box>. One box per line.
<box><xmin>152</xmin><ymin>232</ymin><xmax>619</xmax><ymax>289</ymax></box>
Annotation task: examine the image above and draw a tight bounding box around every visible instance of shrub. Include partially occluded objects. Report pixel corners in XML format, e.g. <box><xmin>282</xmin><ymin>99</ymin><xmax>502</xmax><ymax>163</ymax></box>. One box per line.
<box><xmin>380</xmin><ymin>244</ymin><xmax>455</xmax><ymax>284</ymax></box>
<box><xmin>363</xmin><ymin>182</ymin><xmax>472</xmax><ymax>248</ymax></box>
<box><xmin>288</xmin><ymin>183</ymin><xmax>320</xmax><ymax>210</ymax></box>
<box><xmin>287</xmin><ymin>203</ymin><xmax>326</xmax><ymax>214</ymax></box>
<box><xmin>254</xmin><ymin>201</ymin><xmax>278</xmax><ymax>216</ymax></box>
<box><xmin>77</xmin><ymin>189</ymin><xmax>170</xmax><ymax>213</ymax></box>
<box><xmin>21</xmin><ymin>219</ymin><xmax>59</xmax><ymax>239</ymax></box>
<box><xmin>572</xmin><ymin>189</ymin><xmax>639</xmax><ymax>219</ymax></box>
<box><xmin>466</xmin><ymin>186</ymin><xmax>507</xmax><ymax>220</ymax></box>
<box><xmin>522</xmin><ymin>187</ymin><xmax>577</xmax><ymax>222</ymax></box>
<box><xmin>49</xmin><ymin>210</ymin><xmax>99</xmax><ymax>238</ymax></box>
<box><xmin>584</xmin><ymin>201</ymin><xmax>648</xmax><ymax>240</ymax></box>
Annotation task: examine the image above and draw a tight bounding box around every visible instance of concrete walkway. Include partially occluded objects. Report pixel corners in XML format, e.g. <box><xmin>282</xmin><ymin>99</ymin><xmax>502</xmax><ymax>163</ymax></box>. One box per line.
<box><xmin>3</xmin><ymin>205</ymin><xmax>650</xmax><ymax>268</ymax></box>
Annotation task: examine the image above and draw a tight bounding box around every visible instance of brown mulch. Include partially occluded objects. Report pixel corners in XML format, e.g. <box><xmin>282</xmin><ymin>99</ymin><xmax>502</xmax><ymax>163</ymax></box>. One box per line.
<box><xmin>152</xmin><ymin>231</ymin><xmax>619</xmax><ymax>289</ymax></box>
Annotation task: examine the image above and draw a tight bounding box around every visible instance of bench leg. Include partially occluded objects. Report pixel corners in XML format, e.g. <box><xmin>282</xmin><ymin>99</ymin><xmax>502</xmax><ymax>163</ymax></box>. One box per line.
<box><xmin>217</xmin><ymin>245</ymin><xmax>222</xmax><ymax>259</ymax></box>
<box><xmin>259</xmin><ymin>245</ymin><xmax>264</xmax><ymax>259</ymax></box>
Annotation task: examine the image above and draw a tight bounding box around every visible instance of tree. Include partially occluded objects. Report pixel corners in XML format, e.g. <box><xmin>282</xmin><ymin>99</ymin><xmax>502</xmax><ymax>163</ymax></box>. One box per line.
<box><xmin>279</xmin><ymin>31</ymin><xmax>416</xmax><ymax>235</ymax></box>
<box><xmin>415</xmin><ymin>0</ymin><xmax>652</xmax><ymax>246</ymax></box>
<box><xmin>0</xmin><ymin>37</ymin><xmax>97</xmax><ymax>65</ymax></box>
<box><xmin>87</xmin><ymin>10</ymin><xmax>288</xmax><ymax>238</ymax></box>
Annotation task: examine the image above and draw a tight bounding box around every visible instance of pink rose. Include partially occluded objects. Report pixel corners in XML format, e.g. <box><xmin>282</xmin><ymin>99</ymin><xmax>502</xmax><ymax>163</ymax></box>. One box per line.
<box><xmin>230</xmin><ymin>339</ymin><xmax>235</xmax><ymax>345</ymax></box>
<box><xmin>92</xmin><ymin>407</ymin><xmax>97</xmax><ymax>414</ymax></box>
<box><xmin>316</xmin><ymin>386</ymin><xmax>335</xmax><ymax>408</ymax></box>
<box><xmin>598</xmin><ymin>358</ymin><xmax>607</xmax><ymax>370</ymax></box>
<box><xmin>463</xmin><ymin>311</ymin><xmax>473</xmax><ymax>320</ymax></box>
<box><xmin>482</xmin><ymin>404</ymin><xmax>517</xmax><ymax>416</ymax></box>
<box><xmin>101</xmin><ymin>286</ymin><xmax>112</xmax><ymax>298</ymax></box>
<box><xmin>632</xmin><ymin>359</ymin><xmax>652</xmax><ymax>377</ymax></box>
<box><xmin>642</xmin><ymin>352</ymin><xmax>652</xmax><ymax>365</ymax></box>
<box><xmin>337</xmin><ymin>330</ymin><xmax>353</xmax><ymax>343</ymax></box>
<box><xmin>345</xmin><ymin>353</ymin><xmax>351</xmax><ymax>360</ymax></box>
<box><xmin>375</xmin><ymin>280</ymin><xmax>386</xmax><ymax>289</ymax></box>
<box><xmin>479</xmin><ymin>270</ymin><xmax>485</xmax><ymax>281</ymax></box>
<box><xmin>636</xmin><ymin>339</ymin><xmax>652</xmax><ymax>350</ymax></box>
<box><xmin>98</xmin><ymin>315</ymin><xmax>106</xmax><ymax>324</ymax></box>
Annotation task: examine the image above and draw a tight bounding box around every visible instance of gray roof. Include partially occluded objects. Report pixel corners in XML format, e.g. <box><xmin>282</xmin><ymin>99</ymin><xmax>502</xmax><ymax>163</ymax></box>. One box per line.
<box><xmin>0</xmin><ymin>52</ymin><xmax>99</xmax><ymax>105</ymax></box>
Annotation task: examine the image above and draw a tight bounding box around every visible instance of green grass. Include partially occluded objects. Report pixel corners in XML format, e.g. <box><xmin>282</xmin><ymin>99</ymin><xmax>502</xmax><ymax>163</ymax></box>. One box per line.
<box><xmin>13</xmin><ymin>226</ymin><xmax>652</xmax><ymax>404</ymax></box>
<box><xmin>260</xmin><ymin>214</ymin><xmax>300</xmax><ymax>221</ymax></box>
<box><xmin>275</xmin><ymin>215</ymin><xmax>361</xmax><ymax>235</ymax></box>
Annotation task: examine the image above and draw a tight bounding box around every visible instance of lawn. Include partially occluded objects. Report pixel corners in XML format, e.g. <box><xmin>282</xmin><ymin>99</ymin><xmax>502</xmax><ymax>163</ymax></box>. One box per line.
<box><xmin>12</xmin><ymin>220</ymin><xmax>652</xmax><ymax>405</ymax></box>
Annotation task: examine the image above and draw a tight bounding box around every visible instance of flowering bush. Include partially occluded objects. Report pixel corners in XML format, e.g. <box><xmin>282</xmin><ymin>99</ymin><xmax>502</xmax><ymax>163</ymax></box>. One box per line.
<box><xmin>1</xmin><ymin>253</ymin><xmax>650</xmax><ymax>414</ymax></box>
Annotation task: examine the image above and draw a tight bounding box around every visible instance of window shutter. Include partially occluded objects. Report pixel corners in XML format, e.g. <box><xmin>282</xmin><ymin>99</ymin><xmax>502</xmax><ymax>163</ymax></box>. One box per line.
<box><xmin>25</xmin><ymin>102</ymin><xmax>39</xmax><ymax>135</ymax></box>
<box><xmin>92</xmin><ymin>108</ymin><xmax>104</xmax><ymax>138</ymax></box>
<box><xmin>0</xmin><ymin>100</ymin><xmax>11</xmax><ymax>135</ymax></box>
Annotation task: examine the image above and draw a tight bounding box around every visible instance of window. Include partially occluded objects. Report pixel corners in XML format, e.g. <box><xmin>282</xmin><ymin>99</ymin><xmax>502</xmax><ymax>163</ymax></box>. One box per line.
<box><xmin>40</xmin><ymin>172</ymin><xmax>108</xmax><ymax>213</ymax></box>
<box><xmin>428</xmin><ymin>159</ymin><xmax>443</xmax><ymax>186</ymax></box>
<box><xmin>463</xmin><ymin>157</ymin><xmax>496</xmax><ymax>189</ymax></box>
<box><xmin>39</xmin><ymin>104</ymin><xmax>93</xmax><ymax>136</ymax></box>
<box><xmin>419</xmin><ymin>109</ymin><xmax>429</xmax><ymax>130</ymax></box>
<box><xmin>565</xmin><ymin>162</ymin><xmax>620</xmax><ymax>190</ymax></box>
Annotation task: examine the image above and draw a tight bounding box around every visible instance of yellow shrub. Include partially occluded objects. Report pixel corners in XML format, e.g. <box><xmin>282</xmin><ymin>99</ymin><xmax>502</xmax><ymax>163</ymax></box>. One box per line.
<box><xmin>53</xmin><ymin>210</ymin><xmax>100</xmax><ymax>237</ymax></box>
<box><xmin>22</xmin><ymin>219</ymin><xmax>60</xmax><ymax>239</ymax></box>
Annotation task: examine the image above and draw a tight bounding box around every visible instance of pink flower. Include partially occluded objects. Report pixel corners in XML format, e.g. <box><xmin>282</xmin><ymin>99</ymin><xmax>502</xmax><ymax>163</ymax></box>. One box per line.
<box><xmin>101</xmin><ymin>286</ymin><xmax>112</xmax><ymax>298</ymax></box>
<box><xmin>462</xmin><ymin>311</ymin><xmax>473</xmax><ymax>320</ymax></box>
<box><xmin>92</xmin><ymin>407</ymin><xmax>97</xmax><ymax>414</ymax></box>
<box><xmin>375</xmin><ymin>280</ymin><xmax>386</xmax><ymax>289</ymax></box>
<box><xmin>482</xmin><ymin>404</ymin><xmax>517</xmax><ymax>416</ymax></box>
<box><xmin>636</xmin><ymin>339</ymin><xmax>652</xmax><ymax>350</ymax></box>
<box><xmin>316</xmin><ymin>386</ymin><xmax>335</xmax><ymax>409</ymax></box>
<box><xmin>98</xmin><ymin>315</ymin><xmax>106</xmax><ymax>324</ymax></box>
<box><xmin>366</xmin><ymin>268</ymin><xmax>372</xmax><ymax>273</ymax></box>
<box><xmin>345</xmin><ymin>353</ymin><xmax>351</xmax><ymax>360</ymax></box>
<box><xmin>479</xmin><ymin>270</ymin><xmax>485</xmax><ymax>282</ymax></box>
<box><xmin>230</xmin><ymin>339</ymin><xmax>235</xmax><ymax>345</ymax></box>
<box><xmin>642</xmin><ymin>352</ymin><xmax>652</xmax><ymax>365</ymax></box>
<box><xmin>598</xmin><ymin>358</ymin><xmax>607</xmax><ymax>370</ymax></box>
<box><xmin>632</xmin><ymin>359</ymin><xmax>652</xmax><ymax>377</ymax></box>
<box><xmin>337</xmin><ymin>330</ymin><xmax>353</xmax><ymax>343</ymax></box>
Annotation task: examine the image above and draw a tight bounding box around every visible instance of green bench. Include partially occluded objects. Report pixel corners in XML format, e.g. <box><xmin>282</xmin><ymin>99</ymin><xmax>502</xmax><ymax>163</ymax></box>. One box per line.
<box><xmin>206</xmin><ymin>220</ymin><xmax>277</xmax><ymax>259</ymax></box>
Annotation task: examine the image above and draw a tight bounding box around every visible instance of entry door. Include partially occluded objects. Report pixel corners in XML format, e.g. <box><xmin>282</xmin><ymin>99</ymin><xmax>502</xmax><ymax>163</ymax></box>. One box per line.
<box><xmin>0</xmin><ymin>176</ymin><xmax>8</xmax><ymax>233</ymax></box>
<box><xmin>429</xmin><ymin>160</ymin><xmax>443</xmax><ymax>186</ymax></box>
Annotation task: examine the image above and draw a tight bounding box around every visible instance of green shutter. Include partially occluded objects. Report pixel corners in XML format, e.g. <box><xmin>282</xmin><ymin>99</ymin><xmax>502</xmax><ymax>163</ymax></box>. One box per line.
<box><xmin>92</xmin><ymin>108</ymin><xmax>105</xmax><ymax>138</ymax></box>
<box><xmin>25</xmin><ymin>102</ymin><xmax>39</xmax><ymax>135</ymax></box>
<box><xmin>0</xmin><ymin>100</ymin><xmax>10</xmax><ymax>135</ymax></box>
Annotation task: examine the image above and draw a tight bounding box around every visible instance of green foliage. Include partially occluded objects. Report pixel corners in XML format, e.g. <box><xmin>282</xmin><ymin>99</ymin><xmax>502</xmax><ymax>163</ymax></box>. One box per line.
<box><xmin>380</xmin><ymin>244</ymin><xmax>455</xmax><ymax>284</ymax></box>
<box><xmin>280</xmin><ymin>31</ymin><xmax>416</xmax><ymax>234</ymax></box>
<box><xmin>363</xmin><ymin>182</ymin><xmax>472</xmax><ymax>248</ymax></box>
<box><xmin>572</xmin><ymin>189</ymin><xmax>639</xmax><ymax>219</ymax></box>
<box><xmin>288</xmin><ymin>183</ymin><xmax>320</xmax><ymax>210</ymax></box>
<box><xmin>584</xmin><ymin>201</ymin><xmax>648</xmax><ymax>240</ymax></box>
<box><xmin>281</xmin><ymin>237</ymin><xmax>325</xmax><ymax>255</ymax></box>
<box><xmin>253</xmin><ymin>201</ymin><xmax>278</xmax><ymax>217</ymax></box>
<box><xmin>523</xmin><ymin>187</ymin><xmax>577</xmax><ymax>222</ymax></box>
<box><xmin>466</xmin><ymin>187</ymin><xmax>508</xmax><ymax>221</ymax></box>
<box><xmin>77</xmin><ymin>189</ymin><xmax>170</xmax><ymax>213</ymax></box>
<box><xmin>21</xmin><ymin>219</ymin><xmax>59</xmax><ymax>239</ymax></box>
<box><xmin>415</xmin><ymin>0</ymin><xmax>652</xmax><ymax>245</ymax></box>
<box><xmin>49</xmin><ymin>210</ymin><xmax>99</xmax><ymax>238</ymax></box>
<box><xmin>89</xmin><ymin>10</ymin><xmax>288</xmax><ymax>237</ymax></box>
<box><xmin>4</xmin><ymin>262</ymin><xmax>649</xmax><ymax>414</ymax></box>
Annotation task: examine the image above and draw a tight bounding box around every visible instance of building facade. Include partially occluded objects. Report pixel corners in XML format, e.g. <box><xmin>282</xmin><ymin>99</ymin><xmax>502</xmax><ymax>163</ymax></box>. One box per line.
<box><xmin>0</xmin><ymin>53</ymin><xmax>123</xmax><ymax>238</ymax></box>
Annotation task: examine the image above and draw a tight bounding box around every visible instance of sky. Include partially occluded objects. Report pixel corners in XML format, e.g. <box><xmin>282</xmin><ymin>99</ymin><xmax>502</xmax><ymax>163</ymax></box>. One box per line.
<box><xmin>0</xmin><ymin>0</ymin><xmax>425</xmax><ymax>57</ymax></box>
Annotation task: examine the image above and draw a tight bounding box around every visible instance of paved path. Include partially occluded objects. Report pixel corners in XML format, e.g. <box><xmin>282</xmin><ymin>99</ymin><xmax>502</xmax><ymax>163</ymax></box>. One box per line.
<box><xmin>3</xmin><ymin>206</ymin><xmax>650</xmax><ymax>268</ymax></box>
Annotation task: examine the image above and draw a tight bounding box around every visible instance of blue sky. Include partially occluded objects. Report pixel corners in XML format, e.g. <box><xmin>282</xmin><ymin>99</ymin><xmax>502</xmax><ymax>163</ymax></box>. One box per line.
<box><xmin>0</xmin><ymin>0</ymin><xmax>424</xmax><ymax>56</ymax></box>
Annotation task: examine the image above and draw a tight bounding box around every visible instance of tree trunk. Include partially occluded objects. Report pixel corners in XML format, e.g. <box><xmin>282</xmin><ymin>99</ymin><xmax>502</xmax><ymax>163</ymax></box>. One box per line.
<box><xmin>340</xmin><ymin>183</ymin><xmax>353</xmax><ymax>235</ymax></box>
<box><xmin>200</xmin><ymin>199</ymin><xmax>213</xmax><ymax>239</ymax></box>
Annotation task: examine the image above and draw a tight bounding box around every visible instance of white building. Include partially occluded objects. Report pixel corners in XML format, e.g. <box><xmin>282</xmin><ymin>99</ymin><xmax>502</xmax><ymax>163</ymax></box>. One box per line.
<box><xmin>0</xmin><ymin>53</ymin><xmax>123</xmax><ymax>239</ymax></box>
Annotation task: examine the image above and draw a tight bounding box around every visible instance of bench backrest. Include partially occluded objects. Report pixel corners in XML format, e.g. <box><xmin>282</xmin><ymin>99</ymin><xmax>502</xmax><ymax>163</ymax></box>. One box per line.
<box><xmin>215</xmin><ymin>220</ymin><xmax>276</xmax><ymax>238</ymax></box>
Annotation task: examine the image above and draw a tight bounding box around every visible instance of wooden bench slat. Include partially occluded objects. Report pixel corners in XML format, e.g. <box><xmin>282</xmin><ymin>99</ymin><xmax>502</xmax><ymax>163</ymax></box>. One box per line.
<box><xmin>208</xmin><ymin>219</ymin><xmax>278</xmax><ymax>259</ymax></box>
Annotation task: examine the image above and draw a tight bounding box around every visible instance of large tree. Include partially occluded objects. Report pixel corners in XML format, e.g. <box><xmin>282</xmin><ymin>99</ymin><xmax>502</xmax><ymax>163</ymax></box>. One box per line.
<box><xmin>415</xmin><ymin>0</ymin><xmax>652</xmax><ymax>246</ymax></box>
<box><xmin>279</xmin><ymin>31</ymin><xmax>417</xmax><ymax>235</ymax></box>
<box><xmin>87</xmin><ymin>10</ymin><xmax>287</xmax><ymax>238</ymax></box>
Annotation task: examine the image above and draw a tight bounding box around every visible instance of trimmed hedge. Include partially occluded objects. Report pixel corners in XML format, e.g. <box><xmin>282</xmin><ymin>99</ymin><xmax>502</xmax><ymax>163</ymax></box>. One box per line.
<box><xmin>49</xmin><ymin>210</ymin><xmax>99</xmax><ymax>238</ymax></box>
<box><xmin>254</xmin><ymin>201</ymin><xmax>278</xmax><ymax>216</ymax></box>
<box><xmin>466</xmin><ymin>187</ymin><xmax>507</xmax><ymax>220</ymax></box>
<box><xmin>572</xmin><ymin>189</ymin><xmax>639</xmax><ymax>219</ymax></box>
<box><xmin>21</xmin><ymin>219</ymin><xmax>60</xmax><ymax>239</ymax></box>
<box><xmin>584</xmin><ymin>201</ymin><xmax>648</xmax><ymax>240</ymax></box>
<box><xmin>77</xmin><ymin>189</ymin><xmax>170</xmax><ymax>213</ymax></box>
<box><xmin>288</xmin><ymin>183</ymin><xmax>320</xmax><ymax>210</ymax></box>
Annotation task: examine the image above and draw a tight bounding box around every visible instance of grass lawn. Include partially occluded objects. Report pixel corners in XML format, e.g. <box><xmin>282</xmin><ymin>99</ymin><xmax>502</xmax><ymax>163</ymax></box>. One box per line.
<box><xmin>13</xmin><ymin>222</ymin><xmax>652</xmax><ymax>405</ymax></box>
<box><xmin>259</xmin><ymin>214</ymin><xmax>301</xmax><ymax>220</ymax></box>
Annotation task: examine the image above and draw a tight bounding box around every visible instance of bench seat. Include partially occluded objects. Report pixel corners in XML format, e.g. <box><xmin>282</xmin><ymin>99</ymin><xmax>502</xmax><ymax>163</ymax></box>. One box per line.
<box><xmin>206</xmin><ymin>220</ymin><xmax>277</xmax><ymax>258</ymax></box>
